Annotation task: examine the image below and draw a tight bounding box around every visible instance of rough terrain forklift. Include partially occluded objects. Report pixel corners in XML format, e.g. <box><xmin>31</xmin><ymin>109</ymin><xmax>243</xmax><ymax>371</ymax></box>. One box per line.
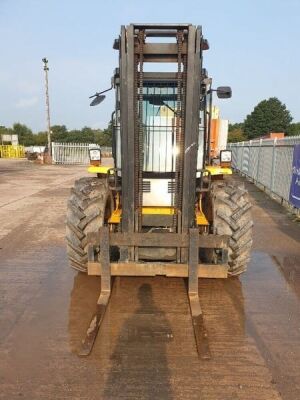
<box><xmin>66</xmin><ymin>23</ymin><xmax>253</xmax><ymax>357</ymax></box>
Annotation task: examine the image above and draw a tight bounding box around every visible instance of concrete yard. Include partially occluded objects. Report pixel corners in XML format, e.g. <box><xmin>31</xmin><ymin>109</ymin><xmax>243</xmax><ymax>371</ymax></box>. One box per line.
<box><xmin>0</xmin><ymin>158</ymin><xmax>300</xmax><ymax>400</ymax></box>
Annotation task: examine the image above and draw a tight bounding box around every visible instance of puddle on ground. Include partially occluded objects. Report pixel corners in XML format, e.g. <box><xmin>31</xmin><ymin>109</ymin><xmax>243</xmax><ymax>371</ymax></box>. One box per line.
<box><xmin>1</xmin><ymin>245</ymin><xmax>300</xmax><ymax>399</ymax></box>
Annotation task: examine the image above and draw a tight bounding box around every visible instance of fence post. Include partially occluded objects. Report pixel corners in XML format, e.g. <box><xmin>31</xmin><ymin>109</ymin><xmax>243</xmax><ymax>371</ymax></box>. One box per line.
<box><xmin>240</xmin><ymin>141</ymin><xmax>245</xmax><ymax>172</ymax></box>
<box><xmin>270</xmin><ymin>138</ymin><xmax>277</xmax><ymax>192</ymax></box>
<box><xmin>51</xmin><ymin>143</ymin><xmax>54</xmax><ymax>163</ymax></box>
<box><xmin>248</xmin><ymin>140</ymin><xmax>252</xmax><ymax>177</ymax></box>
<box><xmin>256</xmin><ymin>139</ymin><xmax>262</xmax><ymax>183</ymax></box>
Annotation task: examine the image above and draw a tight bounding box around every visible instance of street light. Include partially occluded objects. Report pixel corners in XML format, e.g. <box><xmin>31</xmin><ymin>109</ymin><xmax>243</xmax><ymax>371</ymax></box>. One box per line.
<box><xmin>42</xmin><ymin>57</ymin><xmax>51</xmax><ymax>156</ymax></box>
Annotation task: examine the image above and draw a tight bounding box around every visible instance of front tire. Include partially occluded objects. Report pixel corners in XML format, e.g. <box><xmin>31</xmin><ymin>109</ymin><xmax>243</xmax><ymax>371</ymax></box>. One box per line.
<box><xmin>66</xmin><ymin>177</ymin><xmax>113</xmax><ymax>273</ymax></box>
<box><xmin>212</xmin><ymin>181</ymin><xmax>253</xmax><ymax>276</ymax></box>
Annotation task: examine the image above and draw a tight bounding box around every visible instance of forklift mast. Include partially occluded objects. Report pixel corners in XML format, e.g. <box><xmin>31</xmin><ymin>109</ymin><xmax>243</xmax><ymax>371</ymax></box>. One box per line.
<box><xmin>112</xmin><ymin>24</ymin><xmax>206</xmax><ymax>243</ymax></box>
<box><xmin>74</xmin><ymin>24</ymin><xmax>241</xmax><ymax>358</ymax></box>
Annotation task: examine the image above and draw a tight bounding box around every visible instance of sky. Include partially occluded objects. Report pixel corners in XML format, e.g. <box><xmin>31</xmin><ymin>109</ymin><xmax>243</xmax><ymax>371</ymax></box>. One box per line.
<box><xmin>0</xmin><ymin>0</ymin><xmax>300</xmax><ymax>132</ymax></box>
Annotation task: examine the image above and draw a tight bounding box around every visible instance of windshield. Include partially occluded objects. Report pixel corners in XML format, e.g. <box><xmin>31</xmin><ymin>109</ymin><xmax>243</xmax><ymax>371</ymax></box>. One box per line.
<box><xmin>142</xmin><ymin>83</ymin><xmax>178</xmax><ymax>172</ymax></box>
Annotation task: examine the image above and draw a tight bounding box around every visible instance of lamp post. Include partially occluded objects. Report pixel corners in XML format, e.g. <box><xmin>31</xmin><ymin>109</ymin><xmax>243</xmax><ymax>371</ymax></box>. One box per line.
<box><xmin>42</xmin><ymin>57</ymin><xmax>51</xmax><ymax>156</ymax></box>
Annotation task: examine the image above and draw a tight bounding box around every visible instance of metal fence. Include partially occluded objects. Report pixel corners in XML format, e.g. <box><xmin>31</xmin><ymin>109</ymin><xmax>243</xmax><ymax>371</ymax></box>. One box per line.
<box><xmin>51</xmin><ymin>142</ymin><xmax>112</xmax><ymax>165</ymax></box>
<box><xmin>229</xmin><ymin>136</ymin><xmax>300</xmax><ymax>209</ymax></box>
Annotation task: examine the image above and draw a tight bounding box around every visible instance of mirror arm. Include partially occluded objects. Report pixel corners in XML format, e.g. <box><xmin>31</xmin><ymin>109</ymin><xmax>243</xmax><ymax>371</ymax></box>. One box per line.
<box><xmin>89</xmin><ymin>85</ymin><xmax>113</xmax><ymax>99</ymax></box>
<box><xmin>207</xmin><ymin>84</ymin><xmax>213</xmax><ymax>165</ymax></box>
<box><xmin>207</xmin><ymin>88</ymin><xmax>217</xmax><ymax>94</ymax></box>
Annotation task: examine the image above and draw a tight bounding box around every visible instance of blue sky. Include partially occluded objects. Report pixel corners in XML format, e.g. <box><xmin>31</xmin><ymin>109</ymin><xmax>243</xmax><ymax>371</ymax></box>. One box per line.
<box><xmin>0</xmin><ymin>0</ymin><xmax>299</xmax><ymax>132</ymax></box>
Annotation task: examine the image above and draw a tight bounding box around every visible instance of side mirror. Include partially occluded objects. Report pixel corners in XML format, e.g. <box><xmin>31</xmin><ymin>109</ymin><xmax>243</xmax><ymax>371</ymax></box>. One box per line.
<box><xmin>89</xmin><ymin>85</ymin><xmax>113</xmax><ymax>106</ymax></box>
<box><xmin>201</xmin><ymin>38</ymin><xmax>210</xmax><ymax>51</ymax></box>
<box><xmin>216</xmin><ymin>86</ymin><xmax>232</xmax><ymax>99</ymax></box>
<box><xmin>90</xmin><ymin>95</ymin><xmax>106</xmax><ymax>106</ymax></box>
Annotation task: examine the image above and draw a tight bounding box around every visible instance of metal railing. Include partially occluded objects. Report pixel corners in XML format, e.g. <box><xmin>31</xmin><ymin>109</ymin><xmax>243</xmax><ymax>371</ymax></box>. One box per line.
<box><xmin>52</xmin><ymin>142</ymin><xmax>112</xmax><ymax>165</ymax></box>
<box><xmin>0</xmin><ymin>145</ymin><xmax>25</xmax><ymax>158</ymax></box>
<box><xmin>229</xmin><ymin>136</ymin><xmax>300</xmax><ymax>209</ymax></box>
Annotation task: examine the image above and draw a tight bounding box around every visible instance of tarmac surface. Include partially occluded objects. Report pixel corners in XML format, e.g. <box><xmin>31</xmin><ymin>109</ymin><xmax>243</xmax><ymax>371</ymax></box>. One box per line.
<box><xmin>0</xmin><ymin>158</ymin><xmax>300</xmax><ymax>400</ymax></box>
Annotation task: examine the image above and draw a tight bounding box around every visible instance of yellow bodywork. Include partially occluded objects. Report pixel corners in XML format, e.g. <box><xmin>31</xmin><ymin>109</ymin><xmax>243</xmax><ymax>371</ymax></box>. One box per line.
<box><xmin>109</xmin><ymin>208</ymin><xmax>122</xmax><ymax>223</ymax></box>
<box><xmin>88</xmin><ymin>165</ymin><xmax>113</xmax><ymax>174</ymax></box>
<box><xmin>89</xmin><ymin>164</ymin><xmax>228</xmax><ymax>226</ymax></box>
<box><xmin>195</xmin><ymin>194</ymin><xmax>209</xmax><ymax>226</ymax></box>
<box><xmin>88</xmin><ymin>164</ymin><xmax>232</xmax><ymax>176</ymax></box>
<box><xmin>142</xmin><ymin>207</ymin><xmax>175</xmax><ymax>215</ymax></box>
<box><xmin>109</xmin><ymin>206</ymin><xmax>209</xmax><ymax>226</ymax></box>
<box><xmin>205</xmin><ymin>166</ymin><xmax>232</xmax><ymax>175</ymax></box>
<box><xmin>109</xmin><ymin>206</ymin><xmax>176</xmax><ymax>224</ymax></box>
<box><xmin>195</xmin><ymin>210</ymin><xmax>209</xmax><ymax>225</ymax></box>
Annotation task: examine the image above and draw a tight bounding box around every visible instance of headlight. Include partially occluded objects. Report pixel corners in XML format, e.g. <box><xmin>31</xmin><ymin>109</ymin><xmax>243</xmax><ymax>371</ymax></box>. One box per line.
<box><xmin>220</xmin><ymin>150</ymin><xmax>232</xmax><ymax>163</ymax></box>
<box><xmin>89</xmin><ymin>148</ymin><xmax>101</xmax><ymax>161</ymax></box>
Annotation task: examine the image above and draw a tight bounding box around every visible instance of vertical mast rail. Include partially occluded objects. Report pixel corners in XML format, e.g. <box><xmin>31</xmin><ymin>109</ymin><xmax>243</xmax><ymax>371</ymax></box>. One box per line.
<box><xmin>125</xmin><ymin>25</ymin><xmax>136</xmax><ymax>260</ymax></box>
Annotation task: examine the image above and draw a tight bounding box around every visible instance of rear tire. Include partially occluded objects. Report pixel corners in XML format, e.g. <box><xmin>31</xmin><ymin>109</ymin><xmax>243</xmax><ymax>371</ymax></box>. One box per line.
<box><xmin>66</xmin><ymin>177</ymin><xmax>113</xmax><ymax>273</ymax></box>
<box><xmin>212</xmin><ymin>181</ymin><xmax>253</xmax><ymax>276</ymax></box>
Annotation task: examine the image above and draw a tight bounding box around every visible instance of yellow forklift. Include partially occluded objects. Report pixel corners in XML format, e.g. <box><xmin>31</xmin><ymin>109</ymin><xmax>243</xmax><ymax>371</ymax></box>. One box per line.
<box><xmin>66</xmin><ymin>23</ymin><xmax>253</xmax><ymax>357</ymax></box>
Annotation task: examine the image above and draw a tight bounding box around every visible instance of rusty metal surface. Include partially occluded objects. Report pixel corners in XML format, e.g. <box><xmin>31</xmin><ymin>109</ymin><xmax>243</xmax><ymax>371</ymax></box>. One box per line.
<box><xmin>188</xmin><ymin>228</ymin><xmax>211</xmax><ymax>359</ymax></box>
<box><xmin>78</xmin><ymin>301</ymin><xmax>108</xmax><ymax>357</ymax></box>
<box><xmin>87</xmin><ymin>261</ymin><xmax>228</xmax><ymax>278</ymax></box>
<box><xmin>79</xmin><ymin>227</ymin><xmax>111</xmax><ymax>357</ymax></box>
<box><xmin>88</xmin><ymin>231</ymin><xmax>229</xmax><ymax>248</ymax></box>
<box><xmin>1</xmin><ymin>160</ymin><xmax>300</xmax><ymax>399</ymax></box>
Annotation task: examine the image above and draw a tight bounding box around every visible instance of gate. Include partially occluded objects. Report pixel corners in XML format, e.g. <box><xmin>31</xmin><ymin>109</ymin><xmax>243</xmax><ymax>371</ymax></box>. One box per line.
<box><xmin>52</xmin><ymin>142</ymin><xmax>90</xmax><ymax>164</ymax></box>
<box><xmin>52</xmin><ymin>142</ymin><xmax>112</xmax><ymax>165</ymax></box>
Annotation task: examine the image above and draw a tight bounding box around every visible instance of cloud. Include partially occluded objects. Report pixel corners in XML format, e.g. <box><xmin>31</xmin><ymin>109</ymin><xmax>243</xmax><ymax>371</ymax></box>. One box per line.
<box><xmin>17</xmin><ymin>81</ymin><xmax>39</xmax><ymax>94</ymax></box>
<box><xmin>15</xmin><ymin>96</ymin><xmax>38</xmax><ymax>109</ymax></box>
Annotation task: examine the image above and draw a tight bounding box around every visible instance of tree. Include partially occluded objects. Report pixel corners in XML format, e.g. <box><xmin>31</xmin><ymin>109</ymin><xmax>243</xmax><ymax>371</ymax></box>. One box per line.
<box><xmin>286</xmin><ymin>122</ymin><xmax>300</xmax><ymax>136</ymax></box>
<box><xmin>228</xmin><ymin>128</ymin><xmax>247</xmax><ymax>143</ymax></box>
<box><xmin>229</xmin><ymin>122</ymin><xmax>244</xmax><ymax>133</ymax></box>
<box><xmin>228</xmin><ymin>122</ymin><xmax>247</xmax><ymax>143</ymax></box>
<box><xmin>13</xmin><ymin>123</ymin><xmax>35</xmax><ymax>145</ymax></box>
<box><xmin>101</xmin><ymin>121</ymin><xmax>113</xmax><ymax>146</ymax></box>
<box><xmin>81</xmin><ymin>126</ymin><xmax>96</xmax><ymax>143</ymax></box>
<box><xmin>66</xmin><ymin>129</ymin><xmax>85</xmax><ymax>143</ymax></box>
<box><xmin>35</xmin><ymin>131</ymin><xmax>48</xmax><ymax>145</ymax></box>
<box><xmin>1</xmin><ymin>121</ymin><xmax>113</xmax><ymax>146</ymax></box>
<box><xmin>50</xmin><ymin>125</ymin><xmax>68</xmax><ymax>142</ymax></box>
<box><xmin>243</xmin><ymin>97</ymin><xmax>292</xmax><ymax>139</ymax></box>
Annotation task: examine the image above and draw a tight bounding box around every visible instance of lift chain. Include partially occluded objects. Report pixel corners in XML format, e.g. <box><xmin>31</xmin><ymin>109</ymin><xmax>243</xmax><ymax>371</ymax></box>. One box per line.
<box><xmin>138</xmin><ymin>30</ymin><xmax>145</xmax><ymax>231</ymax></box>
<box><xmin>134</xmin><ymin>50</ymin><xmax>139</xmax><ymax>227</ymax></box>
<box><xmin>173</xmin><ymin>30</ymin><xmax>184</xmax><ymax>228</ymax></box>
<box><xmin>134</xmin><ymin>30</ymin><xmax>145</xmax><ymax>232</ymax></box>
<box><xmin>181</xmin><ymin>52</ymin><xmax>187</xmax><ymax>207</ymax></box>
